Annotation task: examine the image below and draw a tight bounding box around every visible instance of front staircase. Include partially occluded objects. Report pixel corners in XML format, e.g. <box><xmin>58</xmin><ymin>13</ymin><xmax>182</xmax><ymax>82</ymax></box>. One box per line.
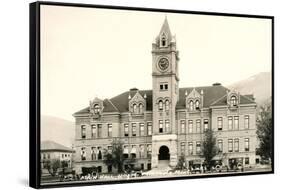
<box><xmin>145</xmin><ymin>160</ymin><xmax>172</xmax><ymax>176</ymax></box>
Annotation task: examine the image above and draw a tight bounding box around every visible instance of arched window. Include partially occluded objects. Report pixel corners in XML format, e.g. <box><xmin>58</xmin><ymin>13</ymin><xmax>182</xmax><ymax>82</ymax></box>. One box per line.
<box><xmin>165</xmin><ymin>100</ymin><xmax>169</xmax><ymax>111</ymax></box>
<box><xmin>195</xmin><ymin>100</ymin><xmax>200</xmax><ymax>110</ymax></box>
<box><xmin>159</xmin><ymin>100</ymin><xmax>163</xmax><ymax>111</ymax></box>
<box><xmin>161</xmin><ymin>33</ymin><xmax>167</xmax><ymax>47</ymax></box>
<box><xmin>161</xmin><ymin>36</ymin><xmax>166</xmax><ymax>46</ymax></box>
<box><xmin>230</xmin><ymin>96</ymin><xmax>237</xmax><ymax>106</ymax></box>
<box><xmin>94</xmin><ymin>104</ymin><xmax>100</xmax><ymax>114</ymax></box>
<box><xmin>139</xmin><ymin>103</ymin><xmax>143</xmax><ymax>113</ymax></box>
<box><xmin>189</xmin><ymin>100</ymin><xmax>194</xmax><ymax>111</ymax></box>
<box><xmin>133</xmin><ymin>104</ymin><xmax>137</xmax><ymax>113</ymax></box>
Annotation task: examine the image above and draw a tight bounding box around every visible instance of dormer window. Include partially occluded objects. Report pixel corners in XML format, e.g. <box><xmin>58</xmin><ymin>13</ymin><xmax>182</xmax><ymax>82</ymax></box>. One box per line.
<box><xmin>165</xmin><ymin>100</ymin><xmax>169</xmax><ymax>111</ymax></box>
<box><xmin>133</xmin><ymin>104</ymin><xmax>137</xmax><ymax>113</ymax></box>
<box><xmin>189</xmin><ymin>100</ymin><xmax>194</xmax><ymax>111</ymax></box>
<box><xmin>94</xmin><ymin>104</ymin><xmax>100</xmax><ymax>114</ymax></box>
<box><xmin>195</xmin><ymin>100</ymin><xmax>200</xmax><ymax>110</ymax></box>
<box><xmin>139</xmin><ymin>103</ymin><xmax>143</xmax><ymax>113</ymax></box>
<box><xmin>159</xmin><ymin>100</ymin><xmax>163</xmax><ymax>111</ymax></box>
<box><xmin>160</xmin><ymin>33</ymin><xmax>167</xmax><ymax>47</ymax></box>
<box><xmin>230</xmin><ymin>96</ymin><xmax>237</xmax><ymax>106</ymax></box>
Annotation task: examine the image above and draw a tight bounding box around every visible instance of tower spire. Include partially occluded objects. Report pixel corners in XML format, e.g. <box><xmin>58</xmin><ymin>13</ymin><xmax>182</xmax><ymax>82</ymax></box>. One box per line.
<box><xmin>159</xmin><ymin>16</ymin><xmax>172</xmax><ymax>40</ymax></box>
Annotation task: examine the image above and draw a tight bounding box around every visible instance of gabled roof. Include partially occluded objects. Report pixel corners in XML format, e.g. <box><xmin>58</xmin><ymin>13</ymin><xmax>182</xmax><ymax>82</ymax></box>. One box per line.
<box><xmin>41</xmin><ymin>141</ymin><xmax>73</xmax><ymax>152</ymax></box>
<box><xmin>111</xmin><ymin>90</ymin><xmax>153</xmax><ymax>112</ymax></box>
<box><xmin>176</xmin><ymin>85</ymin><xmax>229</xmax><ymax>109</ymax></box>
<box><xmin>74</xmin><ymin>85</ymin><xmax>256</xmax><ymax>115</ymax></box>
<box><xmin>210</xmin><ymin>93</ymin><xmax>256</xmax><ymax>107</ymax></box>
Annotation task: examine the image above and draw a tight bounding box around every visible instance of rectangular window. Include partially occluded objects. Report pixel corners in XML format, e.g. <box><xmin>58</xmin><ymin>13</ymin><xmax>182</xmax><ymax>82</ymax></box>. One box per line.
<box><xmin>160</xmin><ymin>83</ymin><xmax>168</xmax><ymax>91</ymax></box>
<box><xmin>140</xmin><ymin>145</ymin><xmax>145</xmax><ymax>158</ymax></box>
<box><xmin>196</xmin><ymin>119</ymin><xmax>201</xmax><ymax>133</ymax></box>
<box><xmin>228</xmin><ymin>116</ymin><xmax>233</xmax><ymax>130</ymax></box>
<box><xmin>196</xmin><ymin>142</ymin><xmax>201</xmax><ymax>154</ymax></box>
<box><xmin>181</xmin><ymin>142</ymin><xmax>185</xmax><ymax>155</ymax></box>
<box><xmin>131</xmin><ymin>145</ymin><xmax>137</xmax><ymax>158</ymax></box>
<box><xmin>188</xmin><ymin>142</ymin><xmax>193</xmax><ymax>155</ymax></box>
<box><xmin>91</xmin><ymin>147</ymin><xmax>96</xmax><ymax>160</ymax></box>
<box><xmin>244</xmin><ymin>115</ymin><xmax>249</xmax><ymax>129</ymax></box>
<box><xmin>234</xmin><ymin>116</ymin><xmax>239</xmax><ymax>130</ymax></box>
<box><xmin>124</xmin><ymin>123</ymin><xmax>129</xmax><ymax>137</ymax></box>
<box><xmin>81</xmin><ymin>147</ymin><xmax>86</xmax><ymax>161</ymax></box>
<box><xmin>245</xmin><ymin>157</ymin><xmax>250</xmax><ymax>165</ymax></box>
<box><xmin>147</xmin><ymin>122</ymin><xmax>152</xmax><ymax>135</ymax></box>
<box><xmin>245</xmin><ymin>138</ymin><xmax>250</xmax><ymax>151</ymax></box>
<box><xmin>180</xmin><ymin>120</ymin><xmax>186</xmax><ymax>133</ymax></box>
<box><xmin>132</xmin><ymin>123</ymin><xmax>137</xmax><ymax>136</ymax></box>
<box><xmin>234</xmin><ymin>138</ymin><xmax>239</xmax><ymax>152</ymax></box>
<box><xmin>159</xmin><ymin>120</ymin><xmax>163</xmax><ymax>133</ymax></box>
<box><xmin>123</xmin><ymin>145</ymin><xmax>129</xmax><ymax>158</ymax></box>
<box><xmin>218</xmin><ymin>139</ymin><xmax>223</xmax><ymax>152</ymax></box>
<box><xmin>97</xmin><ymin>147</ymin><xmax>102</xmax><ymax>160</ymax></box>
<box><xmin>165</xmin><ymin>120</ymin><xmax>170</xmax><ymax>133</ymax></box>
<box><xmin>217</xmin><ymin>117</ymin><xmax>223</xmax><ymax>131</ymax></box>
<box><xmin>147</xmin><ymin>163</ymin><xmax>151</xmax><ymax>170</ymax></box>
<box><xmin>141</xmin><ymin>164</ymin><xmax>144</xmax><ymax>170</ymax></box>
<box><xmin>91</xmin><ymin>125</ymin><xmax>96</xmax><ymax>138</ymax></box>
<box><xmin>81</xmin><ymin>125</ymin><xmax>86</xmax><ymax>139</ymax></box>
<box><xmin>97</xmin><ymin>124</ymin><xmax>102</xmax><ymax>138</ymax></box>
<box><xmin>188</xmin><ymin>120</ymin><xmax>193</xmax><ymax>133</ymax></box>
<box><xmin>108</xmin><ymin>124</ymin><xmax>112</xmax><ymax>137</ymax></box>
<box><xmin>147</xmin><ymin>144</ymin><xmax>152</xmax><ymax>158</ymax></box>
<box><xmin>140</xmin><ymin>123</ymin><xmax>145</xmax><ymax>136</ymax></box>
<box><xmin>228</xmin><ymin>139</ymin><xmax>233</xmax><ymax>152</ymax></box>
<box><xmin>204</xmin><ymin>119</ymin><xmax>209</xmax><ymax>131</ymax></box>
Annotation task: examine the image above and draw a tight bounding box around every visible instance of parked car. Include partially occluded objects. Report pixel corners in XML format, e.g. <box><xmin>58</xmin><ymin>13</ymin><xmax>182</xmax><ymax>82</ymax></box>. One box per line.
<box><xmin>59</xmin><ymin>168</ymin><xmax>76</xmax><ymax>182</ymax></box>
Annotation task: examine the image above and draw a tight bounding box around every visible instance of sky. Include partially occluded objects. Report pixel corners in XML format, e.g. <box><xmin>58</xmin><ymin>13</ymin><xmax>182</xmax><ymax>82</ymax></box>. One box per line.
<box><xmin>40</xmin><ymin>5</ymin><xmax>272</xmax><ymax>121</ymax></box>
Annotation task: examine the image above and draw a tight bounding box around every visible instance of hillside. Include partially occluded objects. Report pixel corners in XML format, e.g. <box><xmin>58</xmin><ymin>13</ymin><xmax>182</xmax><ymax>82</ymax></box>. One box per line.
<box><xmin>41</xmin><ymin>115</ymin><xmax>75</xmax><ymax>148</ymax></box>
<box><xmin>228</xmin><ymin>72</ymin><xmax>272</xmax><ymax>105</ymax></box>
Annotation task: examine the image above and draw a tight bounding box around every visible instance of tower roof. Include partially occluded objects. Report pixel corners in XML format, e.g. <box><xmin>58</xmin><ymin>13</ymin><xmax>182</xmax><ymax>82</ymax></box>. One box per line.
<box><xmin>158</xmin><ymin>17</ymin><xmax>172</xmax><ymax>40</ymax></box>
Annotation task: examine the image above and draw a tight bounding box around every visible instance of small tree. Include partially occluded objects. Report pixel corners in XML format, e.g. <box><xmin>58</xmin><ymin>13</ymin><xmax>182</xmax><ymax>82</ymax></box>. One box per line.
<box><xmin>104</xmin><ymin>139</ymin><xmax>134</xmax><ymax>173</ymax></box>
<box><xmin>201</xmin><ymin>129</ymin><xmax>218</xmax><ymax>170</ymax></box>
<box><xmin>256</xmin><ymin>103</ymin><xmax>272</xmax><ymax>163</ymax></box>
<box><xmin>61</xmin><ymin>160</ymin><xmax>69</xmax><ymax>168</ymax></box>
<box><xmin>44</xmin><ymin>159</ymin><xmax>61</xmax><ymax>176</ymax></box>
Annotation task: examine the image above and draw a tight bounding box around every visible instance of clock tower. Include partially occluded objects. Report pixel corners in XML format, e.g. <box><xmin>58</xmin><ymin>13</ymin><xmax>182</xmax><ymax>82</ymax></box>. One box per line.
<box><xmin>151</xmin><ymin>17</ymin><xmax>180</xmax><ymax>168</ymax></box>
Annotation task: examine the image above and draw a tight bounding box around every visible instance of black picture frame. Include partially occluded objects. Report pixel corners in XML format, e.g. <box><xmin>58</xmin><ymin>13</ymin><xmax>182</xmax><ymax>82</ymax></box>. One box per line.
<box><xmin>30</xmin><ymin>1</ymin><xmax>274</xmax><ymax>189</ymax></box>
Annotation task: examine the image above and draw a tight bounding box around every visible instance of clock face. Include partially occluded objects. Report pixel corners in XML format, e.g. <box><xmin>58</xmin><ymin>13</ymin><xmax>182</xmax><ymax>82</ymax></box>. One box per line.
<box><xmin>158</xmin><ymin>58</ymin><xmax>169</xmax><ymax>71</ymax></box>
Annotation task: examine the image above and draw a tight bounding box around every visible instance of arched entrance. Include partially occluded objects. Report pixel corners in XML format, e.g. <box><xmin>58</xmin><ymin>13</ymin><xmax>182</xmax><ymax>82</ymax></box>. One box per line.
<box><xmin>158</xmin><ymin>146</ymin><xmax>170</xmax><ymax>160</ymax></box>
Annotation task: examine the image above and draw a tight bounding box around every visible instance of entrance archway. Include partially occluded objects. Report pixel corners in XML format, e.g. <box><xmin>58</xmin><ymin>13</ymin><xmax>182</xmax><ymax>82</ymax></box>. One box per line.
<box><xmin>158</xmin><ymin>146</ymin><xmax>170</xmax><ymax>160</ymax></box>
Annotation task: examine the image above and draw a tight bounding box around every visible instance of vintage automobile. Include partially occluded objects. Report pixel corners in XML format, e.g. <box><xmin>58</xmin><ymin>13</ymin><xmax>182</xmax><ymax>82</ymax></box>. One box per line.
<box><xmin>80</xmin><ymin>166</ymin><xmax>100</xmax><ymax>180</ymax></box>
<box><xmin>59</xmin><ymin>168</ymin><xmax>76</xmax><ymax>182</ymax></box>
<box><xmin>125</xmin><ymin>165</ymin><xmax>143</xmax><ymax>177</ymax></box>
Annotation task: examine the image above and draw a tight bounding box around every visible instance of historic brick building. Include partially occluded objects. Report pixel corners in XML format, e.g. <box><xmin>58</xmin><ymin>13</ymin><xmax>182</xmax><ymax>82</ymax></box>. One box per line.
<box><xmin>73</xmin><ymin>18</ymin><xmax>257</xmax><ymax>173</ymax></box>
<box><xmin>41</xmin><ymin>141</ymin><xmax>74</xmax><ymax>171</ymax></box>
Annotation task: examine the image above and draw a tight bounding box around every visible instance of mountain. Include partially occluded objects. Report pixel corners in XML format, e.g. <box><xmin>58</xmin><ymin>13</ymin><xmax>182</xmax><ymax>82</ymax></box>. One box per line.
<box><xmin>228</xmin><ymin>72</ymin><xmax>272</xmax><ymax>105</ymax></box>
<box><xmin>41</xmin><ymin>115</ymin><xmax>75</xmax><ymax>148</ymax></box>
